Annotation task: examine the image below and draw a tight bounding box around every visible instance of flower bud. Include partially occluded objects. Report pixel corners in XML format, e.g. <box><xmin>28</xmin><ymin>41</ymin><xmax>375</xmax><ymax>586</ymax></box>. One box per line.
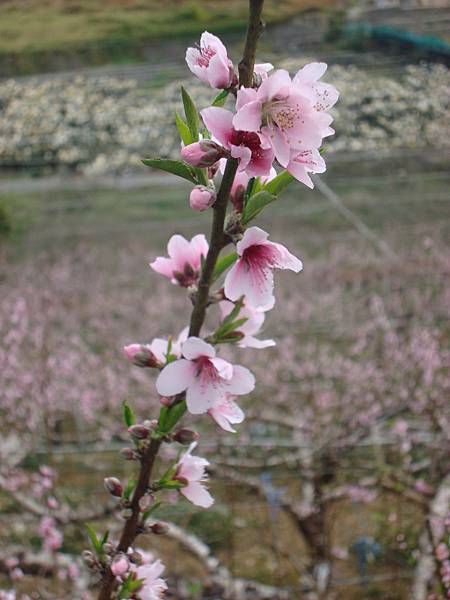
<box><xmin>150</xmin><ymin>522</ymin><xmax>169</xmax><ymax>535</ymax></box>
<box><xmin>159</xmin><ymin>396</ymin><xmax>173</xmax><ymax>407</ymax></box>
<box><xmin>104</xmin><ymin>477</ymin><xmax>123</xmax><ymax>497</ymax></box>
<box><xmin>123</xmin><ymin>344</ymin><xmax>160</xmax><ymax>368</ymax></box>
<box><xmin>189</xmin><ymin>186</ymin><xmax>216</xmax><ymax>212</ymax></box>
<box><xmin>139</xmin><ymin>493</ymin><xmax>154</xmax><ymax>511</ymax></box>
<box><xmin>120</xmin><ymin>447</ymin><xmax>137</xmax><ymax>460</ymax></box>
<box><xmin>128</xmin><ymin>424</ymin><xmax>150</xmax><ymax>440</ymax></box>
<box><xmin>111</xmin><ymin>554</ymin><xmax>129</xmax><ymax>577</ymax></box>
<box><xmin>129</xmin><ymin>551</ymin><xmax>143</xmax><ymax>565</ymax></box>
<box><xmin>82</xmin><ymin>550</ymin><xmax>96</xmax><ymax>568</ymax></box>
<box><xmin>173</xmin><ymin>428</ymin><xmax>200</xmax><ymax>445</ymax></box>
<box><xmin>181</xmin><ymin>140</ymin><xmax>226</xmax><ymax>168</ymax></box>
<box><xmin>103</xmin><ymin>543</ymin><xmax>114</xmax><ymax>555</ymax></box>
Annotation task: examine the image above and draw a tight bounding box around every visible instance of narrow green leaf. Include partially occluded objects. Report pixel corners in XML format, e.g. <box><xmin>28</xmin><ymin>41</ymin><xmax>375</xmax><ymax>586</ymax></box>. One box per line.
<box><xmin>212</xmin><ymin>252</ymin><xmax>238</xmax><ymax>282</ymax></box>
<box><xmin>164</xmin><ymin>400</ymin><xmax>187</xmax><ymax>432</ymax></box>
<box><xmin>123</xmin><ymin>478</ymin><xmax>136</xmax><ymax>501</ymax></box>
<box><xmin>100</xmin><ymin>530</ymin><xmax>109</xmax><ymax>547</ymax></box>
<box><xmin>84</xmin><ymin>523</ymin><xmax>100</xmax><ymax>553</ymax></box>
<box><xmin>175</xmin><ymin>111</ymin><xmax>192</xmax><ymax>146</ymax></box>
<box><xmin>215</xmin><ymin>317</ymin><xmax>248</xmax><ymax>339</ymax></box>
<box><xmin>263</xmin><ymin>170</ymin><xmax>295</xmax><ymax>195</ymax></box>
<box><xmin>123</xmin><ymin>401</ymin><xmax>135</xmax><ymax>428</ymax></box>
<box><xmin>142</xmin><ymin>501</ymin><xmax>162</xmax><ymax>522</ymax></box>
<box><xmin>142</xmin><ymin>158</ymin><xmax>197</xmax><ymax>184</ymax></box>
<box><xmin>212</xmin><ymin>89</ymin><xmax>229</xmax><ymax>107</ymax></box>
<box><xmin>181</xmin><ymin>86</ymin><xmax>200</xmax><ymax>141</ymax></box>
<box><xmin>242</xmin><ymin>190</ymin><xmax>276</xmax><ymax>224</ymax></box>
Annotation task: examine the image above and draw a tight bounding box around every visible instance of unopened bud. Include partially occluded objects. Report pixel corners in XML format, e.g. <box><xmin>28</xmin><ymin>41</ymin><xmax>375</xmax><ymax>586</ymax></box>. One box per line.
<box><xmin>104</xmin><ymin>477</ymin><xmax>123</xmax><ymax>497</ymax></box>
<box><xmin>128</xmin><ymin>424</ymin><xmax>150</xmax><ymax>439</ymax></box>
<box><xmin>189</xmin><ymin>185</ymin><xmax>216</xmax><ymax>212</ymax></box>
<box><xmin>103</xmin><ymin>543</ymin><xmax>114</xmax><ymax>555</ymax></box>
<box><xmin>129</xmin><ymin>551</ymin><xmax>143</xmax><ymax>565</ymax></box>
<box><xmin>173</xmin><ymin>428</ymin><xmax>200</xmax><ymax>445</ymax></box>
<box><xmin>150</xmin><ymin>522</ymin><xmax>169</xmax><ymax>535</ymax></box>
<box><xmin>181</xmin><ymin>140</ymin><xmax>226</xmax><ymax>168</ymax></box>
<box><xmin>139</xmin><ymin>493</ymin><xmax>154</xmax><ymax>511</ymax></box>
<box><xmin>111</xmin><ymin>554</ymin><xmax>129</xmax><ymax>577</ymax></box>
<box><xmin>120</xmin><ymin>447</ymin><xmax>137</xmax><ymax>460</ymax></box>
<box><xmin>159</xmin><ymin>396</ymin><xmax>173</xmax><ymax>407</ymax></box>
<box><xmin>82</xmin><ymin>550</ymin><xmax>96</xmax><ymax>568</ymax></box>
<box><xmin>143</xmin><ymin>419</ymin><xmax>158</xmax><ymax>430</ymax></box>
<box><xmin>123</xmin><ymin>344</ymin><xmax>160</xmax><ymax>368</ymax></box>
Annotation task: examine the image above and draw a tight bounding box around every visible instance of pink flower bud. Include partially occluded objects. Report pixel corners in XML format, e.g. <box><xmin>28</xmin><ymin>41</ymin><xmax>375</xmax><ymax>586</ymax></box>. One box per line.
<box><xmin>159</xmin><ymin>396</ymin><xmax>173</xmax><ymax>406</ymax></box>
<box><xmin>173</xmin><ymin>428</ymin><xmax>200</xmax><ymax>445</ymax></box>
<box><xmin>111</xmin><ymin>554</ymin><xmax>129</xmax><ymax>577</ymax></box>
<box><xmin>139</xmin><ymin>493</ymin><xmax>154</xmax><ymax>511</ymax></box>
<box><xmin>181</xmin><ymin>140</ymin><xmax>226</xmax><ymax>168</ymax></box>
<box><xmin>104</xmin><ymin>477</ymin><xmax>123</xmax><ymax>497</ymax></box>
<box><xmin>120</xmin><ymin>447</ymin><xmax>137</xmax><ymax>460</ymax></box>
<box><xmin>123</xmin><ymin>344</ymin><xmax>160</xmax><ymax>368</ymax></box>
<box><xmin>128</xmin><ymin>424</ymin><xmax>150</xmax><ymax>439</ymax></box>
<box><xmin>189</xmin><ymin>186</ymin><xmax>216</xmax><ymax>212</ymax></box>
<box><xmin>150</xmin><ymin>522</ymin><xmax>169</xmax><ymax>535</ymax></box>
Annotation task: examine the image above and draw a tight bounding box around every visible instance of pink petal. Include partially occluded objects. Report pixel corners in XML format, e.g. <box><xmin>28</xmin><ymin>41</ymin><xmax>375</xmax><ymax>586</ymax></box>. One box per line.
<box><xmin>186</xmin><ymin>376</ymin><xmax>224</xmax><ymax>414</ymax></box>
<box><xmin>287</xmin><ymin>160</ymin><xmax>314</xmax><ymax>188</ymax></box>
<box><xmin>182</xmin><ymin>337</ymin><xmax>215</xmax><ymax>360</ymax></box>
<box><xmin>224</xmin><ymin>260</ymin><xmax>248</xmax><ymax>301</ymax></box>
<box><xmin>149</xmin><ymin>256</ymin><xmax>175</xmax><ymax>278</ymax></box>
<box><xmin>210</xmin><ymin>356</ymin><xmax>233</xmax><ymax>380</ymax></box>
<box><xmin>227</xmin><ymin>365</ymin><xmax>255</xmax><ymax>395</ymax></box>
<box><xmin>236</xmin><ymin>226</ymin><xmax>269</xmax><ymax>255</ymax></box>
<box><xmin>236</xmin><ymin>87</ymin><xmax>258</xmax><ymax>111</ymax></box>
<box><xmin>156</xmin><ymin>359</ymin><xmax>195</xmax><ymax>396</ymax></box>
<box><xmin>258</xmin><ymin>69</ymin><xmax>291</xmax><ymax>101</ymax></box>
<box><xmin>294</xmin><ymin>62</ymin><xmax>327</xmax><ymax>84</ymax></box>
<box><xmin>230</xmin><ymin>144</ymin><xmax>252</xmax><ymax>171</ymax></box>
<box><xmin>240</xmin><ymin>335</ymin><xmax>276</xmax><ymax>349</ymax></box>
<box><xmin>201</xmin><ymin>107</ymin><xmax>234</xmax><ymax>147</ymax></box>
<box><xmin>208</xmin><ymin>52</ymin><xmax>232</xmax><ymax>89</ymax></box>
<box><xmin>167</xmin><ymin>234</ymin><xmax>192</xmax><ymax>271</ymax></box>
<box><xmin>200</xmin><ymin>31</ymin><xmax>227</xmax><ymax>56</ymax></box>
<box><xmin>269</xmin><ymin>126</ymin><xmax>291</xmax><ymax>167</ymax></box>
<box><xmin>232</xmin><ymin>100</ymin><xmax>263</xmax><ymax>132</ymax></box>
<box><xmin>271</xmin><ymin>241</ymin><xmax>303</xmax><ymax>272</ymax></box>
<box><xmin>181</xmin><ymin>482</ymin><xmax>214</xmax><ymax>508</ymax></box>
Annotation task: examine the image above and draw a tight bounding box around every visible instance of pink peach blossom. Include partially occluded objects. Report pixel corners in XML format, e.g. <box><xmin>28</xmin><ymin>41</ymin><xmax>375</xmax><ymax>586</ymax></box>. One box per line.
<box><xmin>150</xmin><ymin>234</ymin><xmax>208</xmax><ymax>287</ymax></box>
<box><xmin>224</xmin><ymin>226</ymin><xmax>303</xmax><ymax>310</ymax></box>
<box><xmin>135</xmin><ymin>559</ymin><xmax>167</xmax><ymax>600</ymax></box>
<box><xmin>111</xmin><ymin>554</ymin><xmax>129</xmax><ymax>578</ymax></box>
<box><xmin>174</xmin><ymin>442</ymin><xmax>213</xmax><ymax>507</ymax></box>
<box><xmin>155</xmin><ymin>337</ymin><xmax>255</xmax><ymax>414</ymax></box>
<box><xmin>185</xmin><ymin>32</ymin><xmax>234</xmax><ymax>89</ymax></box>
<box><xmin>208</xmin><ymin>395</ymin><xmax>245</xmax><ymax>433</ymax></box>
<box><xmin>219</xmin><ymin>300</ymin><xmax>275</xmax><ymax>349</ymax></box>
<box><xmin>286</xmin><ymin>147</ymin><xmax>326</xmax><ymax>189</ymax></box>
<box><xmin>233</xmin><ymin>69</ymin><xmax>331</xmax><ymax>167</ymax></box>
<box><xmin>201</xmin><ymin>106</ymin><xmax>274</xmax><ymax>177</ymax></box>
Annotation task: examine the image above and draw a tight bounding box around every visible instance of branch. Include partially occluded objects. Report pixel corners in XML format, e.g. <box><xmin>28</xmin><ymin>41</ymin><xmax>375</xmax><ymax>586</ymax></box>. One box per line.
<box><xmin>238</xmin><ymin>0</ymin><xmax>265</xmax><ymax>87</ymax></box>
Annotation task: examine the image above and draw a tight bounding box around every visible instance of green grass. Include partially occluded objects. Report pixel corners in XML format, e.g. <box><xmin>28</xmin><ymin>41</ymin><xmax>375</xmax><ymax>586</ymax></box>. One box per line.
<box><xmin>0</xmin><ymin>0</ymin><xmax>338</xmax><ymax>74</ymax></box>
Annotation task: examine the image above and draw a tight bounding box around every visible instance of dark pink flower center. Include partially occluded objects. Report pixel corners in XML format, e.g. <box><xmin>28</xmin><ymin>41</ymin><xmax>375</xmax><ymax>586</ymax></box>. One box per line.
<box><xmin>196</xmin><ymin>45</ymin><xmax>216</xmax><ymax>68</ymax></box>
<box><xmin>229</xmin><ymin>130</ymin><xmax>265</xmax><ymax>161</ymax></box>
<box><xmin>242</xmin><ymin>243</ymin><xmax>277</xmax><ymax>271</ymax></box>
<box><xmin>173</xmin><ymin>262</ymin><xmax>199</xmax><ymax>287</ymax></box>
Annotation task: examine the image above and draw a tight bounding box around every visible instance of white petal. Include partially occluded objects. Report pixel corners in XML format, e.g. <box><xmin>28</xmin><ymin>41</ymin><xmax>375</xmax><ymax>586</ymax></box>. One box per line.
<box><xmin>182</xmin><ymin>337</ymin><xmax>215</xmax><ymax>360</ymax></box>
<box><xmin>156</xmin><ymin>359</ymin><xmax>195</xmax><ymax>396</ymax></box>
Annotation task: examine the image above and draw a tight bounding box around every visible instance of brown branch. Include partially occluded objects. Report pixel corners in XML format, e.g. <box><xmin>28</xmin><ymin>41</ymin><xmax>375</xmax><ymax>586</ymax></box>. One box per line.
<box><xmin>97</xmin><ymin>3</ymin><xmax>265</xmax><ymax>598</ymax></box>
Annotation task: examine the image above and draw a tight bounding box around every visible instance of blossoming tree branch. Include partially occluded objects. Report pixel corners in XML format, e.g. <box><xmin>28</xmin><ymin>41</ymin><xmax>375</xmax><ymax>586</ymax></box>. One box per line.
<box><xmin>88</xmin><ymin>1</ymin><xmax>339</xmax><ymax>598</ymax></box>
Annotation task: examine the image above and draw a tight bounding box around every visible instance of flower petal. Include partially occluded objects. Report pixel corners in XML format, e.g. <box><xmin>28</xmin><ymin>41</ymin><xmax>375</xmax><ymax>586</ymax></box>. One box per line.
<box><xmin>227</xmin><ymin>365</ymin><xmax>255</xmax><ymax>395</ymax></box>
<box><xmin>232</xmin><ymin>100</ymin><xmax>263</xmax><ymax>133</ymax></box>
<box><xmin>182</xmin><ymin>337</ymin><xmax>215</xmax><ymax>360</ymax></box>
<box><xmin>201</xmin><ymin>107</ymin><xmax>234</xmax><ymax>147</ymax></box>
<box><xmin>181</xmin><ymin>481</ymin><xmax>214</xmax><ymax>508</ymax></box>
<box><xmin>156</xmin><ymin>359</ymin><xmax>195</xmax><ymax>396</ymax></box>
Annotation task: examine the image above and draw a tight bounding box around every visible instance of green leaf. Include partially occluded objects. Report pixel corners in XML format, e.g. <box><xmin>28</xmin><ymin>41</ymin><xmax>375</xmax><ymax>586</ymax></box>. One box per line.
<box><xmin>181</xmin><ymin>86</ymin><xmax>200</xmax><ymax>141</ymax></box>
<box><xmin>142</xmin><ymin>501</ymin><xmax>162</xmax><ymax>522</ymax></box>
<box><xmin>100</xmin><ymin>530</ymin><xmax>109</xmax><ymax>547</ymax></box>
<box><xmin>84</xmin><ymin>523</ymin><xmax>101</xmax><ymax>553</ymax></box>
<box><xmin>242</xmin><ymin>190</ymin><xmax>276</xmax><ymax>224</ymax></box>
<box><xmin>175</xmin><ymin>111</ymin><xmax>192</xmax><ymax>146</ymax></box>
<box><xmin>158</xmin><ymin>400</ymin><xmax>186</xmax><ymax>434</ymax></box>
<box><xmin>142</xmin><ymin>158</ymin><xmax>197</xmax><ymax>184</ymax></box>
<box><xmin>212</xmin><ymin>89</ymin><xmax>229</xmax><ymax>107</ymax></box>
<box><xmin>263</xmin><ymin>170</ymin><xmax>295</xmax><ymax>195</ymax></box>
<box><xmin>122</xmin><ymin>401</ymin><xmax>135</xmax><ymax>428</ymax></box>
<box><xmin>123</xmin><ymin>478</ymin><xmax>136</xmax><ymax>501</ymax></box>
<box><xmin>212</xmin><ymin>252</ymin><xmax>238</xmax><ymax>282</ymax></box>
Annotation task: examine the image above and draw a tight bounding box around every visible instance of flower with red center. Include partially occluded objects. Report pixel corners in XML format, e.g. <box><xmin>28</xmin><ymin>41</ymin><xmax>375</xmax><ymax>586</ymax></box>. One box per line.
<box><xmin>185</xmin><ymin>32</ymin><xmax>234</xmax><ymax>89</ymax></box>
<box><xmin>224</xmin><ymin>226</ymin><xmax>303</xmax><ymax>310</ymax></box>
<box><xmin>201</xmin><ymin>106</ymin><xmax>274</xmax><ymax>177</ymax></box>
<box><xmin>155</xmin><ymin>337</ymin><xmax>255</xmax><ymax>414</ymax></box>
<box><xmin>150</xmin><ymin>234</ymin><xmax>208</xmax><ymax>287</ymax></box>
<box><xmin>134</xmin><ymin>559</ymin><xmax>167</xmax><ymax>600</ymax></box>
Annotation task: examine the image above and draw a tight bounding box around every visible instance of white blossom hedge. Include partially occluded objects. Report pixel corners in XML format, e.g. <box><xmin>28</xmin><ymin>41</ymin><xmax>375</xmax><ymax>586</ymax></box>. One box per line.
<box><xmin>0</xmin><ymin>62</ymin><xmax>448</xmax><ymax>177</ymax></box>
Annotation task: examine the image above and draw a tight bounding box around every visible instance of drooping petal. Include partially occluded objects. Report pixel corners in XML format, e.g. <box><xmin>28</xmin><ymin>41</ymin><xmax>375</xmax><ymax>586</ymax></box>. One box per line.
<box><xmin>181</xmin><ymin>481</ymin><xmax>214</xmax><ymax>508</ymax></box>
<box><xmin>210</xmin><ymin>356</ymin><xmax>234</xmax><ymax>380</ymax></box>
<box><xmin>182</xmin><ymin>337</ymin><xmax>215</xmax><ymax>360</ymax></box>
<box><xmin>156</xmin><ymin>359</ymin><xmax>195</xmax><ymax>396</ymax></box>
<box><xmin>201</xmin><ymin>107</ymin><xmax>234</xmax><ymax>147</ymax></box>
<box><xmin>241</xmin><ymin>335</ymin><xmax>276</xmax><ymax>349</ymax></box>
<box><xmin>230</xmin><ymin>144</ymin><xmax>252</xmax><ymax>171</ymax></box>
<box><xmin>271</xmin><ymin>241</ymin><xmax>304</xmax><ymax>272</ymax></box>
